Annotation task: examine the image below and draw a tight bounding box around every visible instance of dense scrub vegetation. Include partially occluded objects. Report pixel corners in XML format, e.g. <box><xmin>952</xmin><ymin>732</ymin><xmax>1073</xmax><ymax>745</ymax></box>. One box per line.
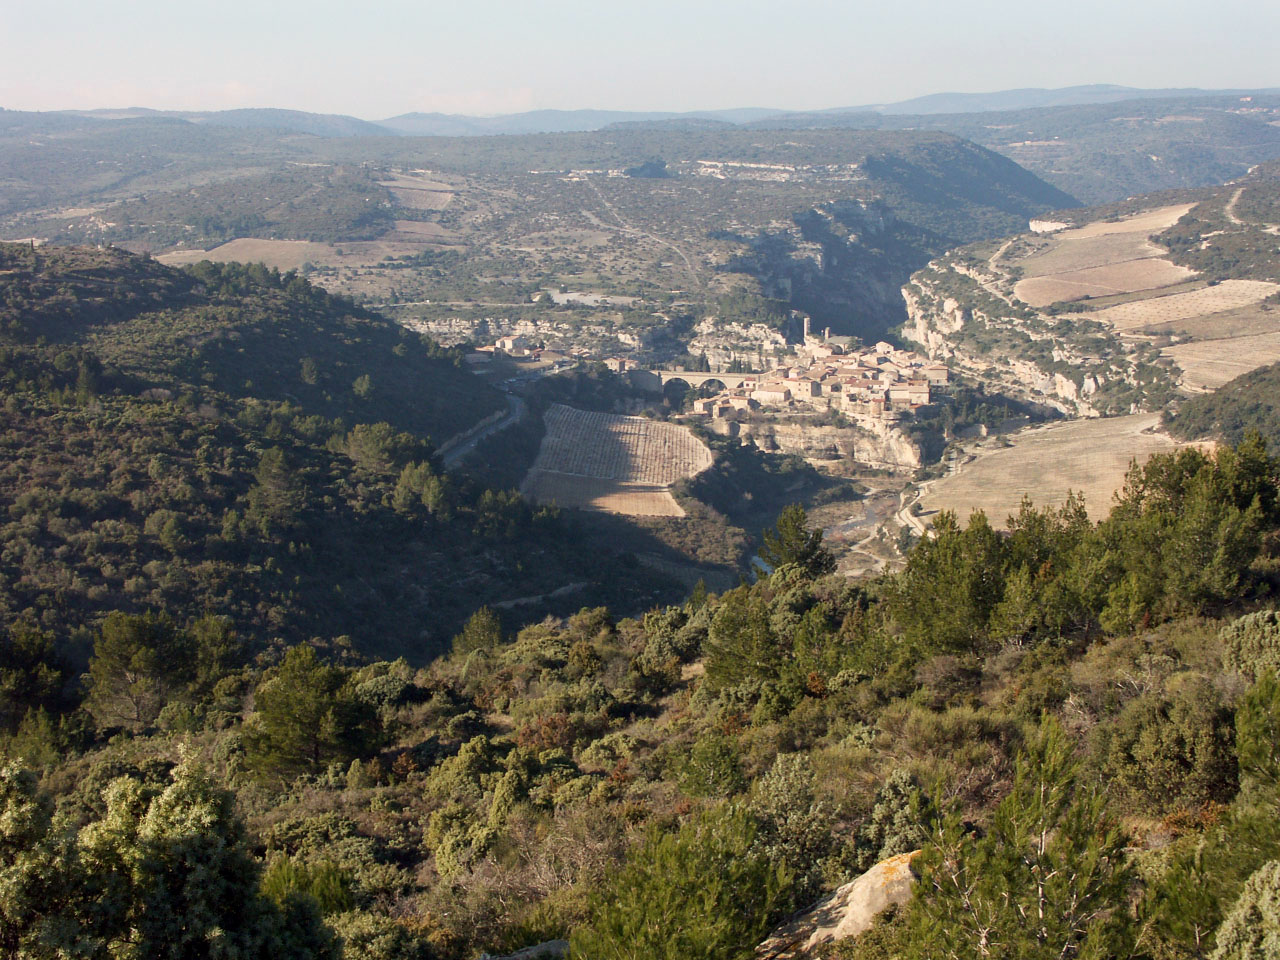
<box><xmin>3</xmin><ymin>429</ymin><xmax>1279</xmax><ymax>959</ymax></box>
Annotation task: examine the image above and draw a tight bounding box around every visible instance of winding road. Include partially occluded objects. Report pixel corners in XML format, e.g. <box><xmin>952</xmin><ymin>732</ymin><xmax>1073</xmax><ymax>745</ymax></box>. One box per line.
<box><xmin>440</xmin><ymin>393</ymin><xmax>527</xmax><ymax>469</ymax></box>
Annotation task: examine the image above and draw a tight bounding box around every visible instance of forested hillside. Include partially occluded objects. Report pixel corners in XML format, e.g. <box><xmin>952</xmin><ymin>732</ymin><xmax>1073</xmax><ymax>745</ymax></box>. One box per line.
<box><xmin>1166</xmin><ymin>361</ymin><xmax>1280</xmax><ymax>447</ymax></box>
<box><xmin>0</xmin><ymin>244</ymin><xmax>679</xmax><ymax>660</ymax></box>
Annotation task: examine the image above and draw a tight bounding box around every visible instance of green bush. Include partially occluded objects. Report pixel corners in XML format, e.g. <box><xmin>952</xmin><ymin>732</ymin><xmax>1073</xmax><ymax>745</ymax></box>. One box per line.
<box><xmin>1221</xmin><ymin>610</ymin><xmax>1280</xmax><ymax>680</ymax></box>
<box><xmin>674</xmin><ymin>732</ymin><xmax>746</xmax><ymax>799</ymax></box>
<box><xmin>1089</xmin><ymin>676</ymin><xmax>1237</xmax><ymax>814</ymax></box>
<box><xmin>1210</xmin><ymin>860</ymin><xmax>1280</xmax><ymax>960</ymax></box>
<box><xmin>851</xmin><ymin>769</ymin><xmax>934</xmax><ymax>874</ymax></box>
<box><xmin>568</xmin><ymin>804</ymin><xmax>791</xmax><ymax>960</ymax></box>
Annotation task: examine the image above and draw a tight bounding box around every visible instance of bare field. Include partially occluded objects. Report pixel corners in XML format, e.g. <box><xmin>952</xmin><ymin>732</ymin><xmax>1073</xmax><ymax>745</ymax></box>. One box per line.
<box><xmin>155</xmin><ymin>235</ymin><xmax>459</xmax><ymax>271</ymax></box>
<box><xmin>378</xmin><ymin>174</ymin><xmax>456</xmax><ymax>210</ymax></box>
<box><xmin>521</xmin><ymin>474</ymin><xmax>685</xmax><ymax>517</ymax></box>
<box><xmin>521</xmin><ymin>405</ymin><xmax>713</xmax><ymax>517</ymax></box>
<box><xmin>1143</xmin><ymin>301</ymin><xmax>1280</xmax><ymax>341</ymax></box>
<box><xmin>157</xmin><ymin>239</ymin><xmax>335</xmax><ymax>269</ymax></box>
<box><xmin>1011</xmin><ymin>203</ymin><xmax>1198</xmax><ymax>307</ymax></box>
<box><xmin>1015</xmin><ymin>258</ymin><xmax>1195</xmax><ymax>306</ymax></box>
<box><xmin>919</xmin><ymin>414</ymin><xmax>1196</xmax><ymax>526</ymax></box>
<box><xmin>1018</xmin><ymin>231</ymin><xmax>1161</xmax><ymax>277</ymax></box>
<box><xmin>1056</xmin><ymin>203</ymin><xmax>1196</xmax><ymax>240</ymax></box>
<box><xmin>1163</xmin><ymin>331</ymin><xmax>1280</xmax><ymax>392</ymax></box>
<box><xmin>1069</xmin><ymin>280</ymin><xmax>1208</xmax><ymax>311</ymax></box>
<box><xmin>1077</xmin><ymin>279</ymin><xmax>1280</xmax><ymax>332</ymax></box>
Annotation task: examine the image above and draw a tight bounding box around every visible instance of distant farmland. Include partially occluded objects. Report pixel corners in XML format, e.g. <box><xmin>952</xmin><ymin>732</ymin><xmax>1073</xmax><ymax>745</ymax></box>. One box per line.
<box><xmin>521</xmin><ymin>404</ymin><xmax>713</xmax><ymax>517</ymax></box>
<box><xmin>1080</xmin><ymin>279</ymin><xmax>1280</xmax><ymax>332</ymax></box>
<box><xmin>1015</xmin><ymin>259</ymin><xmax>1194</xmax><ymax>307</ymax></box>
<box><xmin>1012</xmin><ymin>203</ymin><xmax>1197</xmax><ymax>307</ymax></box>
<box><xmin>1162</xmin><ymin>330</ymin><xmax>1280</xmax><ymax>391</ymax></box>
<box><xmin>1002</xmin><ymin>199</ymin><xmax>1280</xmax><ymax>394</ymax></box>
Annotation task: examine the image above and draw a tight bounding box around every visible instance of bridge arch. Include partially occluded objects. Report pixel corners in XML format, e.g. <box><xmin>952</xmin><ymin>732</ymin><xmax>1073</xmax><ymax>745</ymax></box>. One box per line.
<box><xmin>662</xmin><ymin>377</ymin><xmax>693</xmax><ymax>405</ymax></box>
<box><xmin>694</xmin><ymin>377</ymin><xmax>729</xmax><ymax>397</ymax></box>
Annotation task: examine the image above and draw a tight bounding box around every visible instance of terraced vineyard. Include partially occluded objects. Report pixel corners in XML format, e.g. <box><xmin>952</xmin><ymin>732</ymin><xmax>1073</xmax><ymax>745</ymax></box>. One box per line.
<box><xmin>521</xmin><ymin>404</ymin><xmax>714</xmax><ymax>517</ymax></box>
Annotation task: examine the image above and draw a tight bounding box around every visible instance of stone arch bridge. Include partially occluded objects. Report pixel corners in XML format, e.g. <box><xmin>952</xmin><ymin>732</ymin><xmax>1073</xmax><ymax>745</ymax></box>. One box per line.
<box><xmin>627</xmin><ymin>370</ymin><xmax>754</xmax><ymax>394</ymax></box>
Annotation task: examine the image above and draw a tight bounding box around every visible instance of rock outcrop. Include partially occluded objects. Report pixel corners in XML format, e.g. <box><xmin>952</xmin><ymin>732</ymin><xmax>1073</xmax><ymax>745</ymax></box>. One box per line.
<box><xmin>756</xmin><ymin>850</ymin><xmax>920</xmax><ymax>959</ymax></box>
<box><xmin>706</xmin><ymin>418</ymin><xmax>922</xmax><ymax>470</ymax></box>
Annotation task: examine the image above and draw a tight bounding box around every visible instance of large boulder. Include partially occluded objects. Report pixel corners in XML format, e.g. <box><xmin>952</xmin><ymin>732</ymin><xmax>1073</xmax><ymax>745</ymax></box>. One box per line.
<box><xmin>756</xmin><ymin>850</ymin><xmax>920</xmax><ymax>959</ymax></box>
<box><xmin>481</xmin><ymin>940</ymin><xmax>568</xmax><ymax>960</ymax></box>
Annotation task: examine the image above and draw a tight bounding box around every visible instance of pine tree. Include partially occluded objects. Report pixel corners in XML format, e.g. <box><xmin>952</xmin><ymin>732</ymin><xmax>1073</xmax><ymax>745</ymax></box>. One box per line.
<box><xmin>452</xmin><ymin>606</ymin><xmax>503</xmax><ymax>656</ymax></box>
<box><xmin>909</xmin><ymin>717</ymin><xmax>1134</xmax><ymax>960</ymax></box>
<box><xmin>757</xmin><ymin>503</ymin><xmax>835</xmax><ymax>578</ymax></box>
<box><xmin>85</xmin><ymin>611</ymin><xmax>193</xmax><ymax>731</ymax></box>
<box><xmin>243</xmin><ymin>646</ymin><xmax>380</xmax><ymax>778</ymax></box>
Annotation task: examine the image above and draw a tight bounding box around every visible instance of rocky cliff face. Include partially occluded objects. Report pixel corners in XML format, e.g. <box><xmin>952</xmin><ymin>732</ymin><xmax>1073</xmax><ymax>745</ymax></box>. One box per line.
<box><xmin>707</xmin><ymin>417</ymin><xmax>922</xmax><ymax>470</ymax></box>
<box><xmin>901</xmin><ymin>260</ymin><xmax>1106</xmax><ymax>417</ymax></box>
<box><xmin>687</xmin><ymin>318</ymin><xmax>790</xmax><ymax>369</ymax></box>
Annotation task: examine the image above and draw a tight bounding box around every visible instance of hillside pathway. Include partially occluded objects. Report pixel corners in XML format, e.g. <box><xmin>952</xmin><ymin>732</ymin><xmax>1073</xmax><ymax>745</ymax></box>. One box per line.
<box><xmin>584</xmin><ymin>179</ymin><xmax>702</xmax><ymax>288</ymax></box>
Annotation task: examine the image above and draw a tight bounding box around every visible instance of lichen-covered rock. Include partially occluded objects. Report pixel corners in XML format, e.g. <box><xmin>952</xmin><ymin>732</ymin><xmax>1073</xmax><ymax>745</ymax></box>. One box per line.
<box><xmin>755</xmin><ymin>850</ymin><xmax>920</xmax><ymax>959</ymax></box>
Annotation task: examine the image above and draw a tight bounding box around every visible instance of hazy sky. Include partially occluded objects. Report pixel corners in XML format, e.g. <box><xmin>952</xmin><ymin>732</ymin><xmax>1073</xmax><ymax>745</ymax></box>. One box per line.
<box><xmin>3</xmin><ymin>0</ymin><xmax>1277</xmax><ymax>118</ymax></box>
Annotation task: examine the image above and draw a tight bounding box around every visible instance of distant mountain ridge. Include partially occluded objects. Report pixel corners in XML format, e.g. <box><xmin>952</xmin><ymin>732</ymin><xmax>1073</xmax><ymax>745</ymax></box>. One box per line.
<box><xmin>853</xmin><ymin>84</ymin><xmax>1280</xmax><ymax>115</ymax></box>
<box><xmin>9</xmin><ymin>84</ymin><xmax>1277</xmax><ymax>138</ymax></box>
<box><xmin>379</xmin><ymin>85</ymin><xmax>1280</xmax><ymax>136</ymax></box>
<box><xmin>54</xmin><ymin>106</ymin><xmax>391</xmax><ymax>137</ymax></box>
<box><xmin>377</xmin><ymin>107</ymin><xmax>787</xmax><ymax>136</ymax></box>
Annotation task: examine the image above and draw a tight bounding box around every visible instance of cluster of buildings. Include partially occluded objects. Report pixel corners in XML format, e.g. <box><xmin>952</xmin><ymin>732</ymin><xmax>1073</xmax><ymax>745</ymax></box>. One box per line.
<box><xmin>473</xmin><ymin>335</ymin><xmax>572</xmax><ymax>365</ymax></box>
<box><xmin>689</xmin><ymin>341</ymin><xmax>949</xmax><ymax>421</ymax></box>
<box><xmin>471</xmin><ymin>330</ymin><xmax>950</xmax><ymax>426</ymax></box>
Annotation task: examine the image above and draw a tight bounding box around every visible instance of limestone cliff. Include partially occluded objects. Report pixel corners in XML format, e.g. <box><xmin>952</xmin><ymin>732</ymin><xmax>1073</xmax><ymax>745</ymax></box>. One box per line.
<box><xmin>687</xmin><ymin>318</ymin><xmax>791</xmax><ymax>370</ymax></box>
<box><xmin>707</xmin><ymin>417</ymin><xmax>922</xmax><ymax>471</ymax></box>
